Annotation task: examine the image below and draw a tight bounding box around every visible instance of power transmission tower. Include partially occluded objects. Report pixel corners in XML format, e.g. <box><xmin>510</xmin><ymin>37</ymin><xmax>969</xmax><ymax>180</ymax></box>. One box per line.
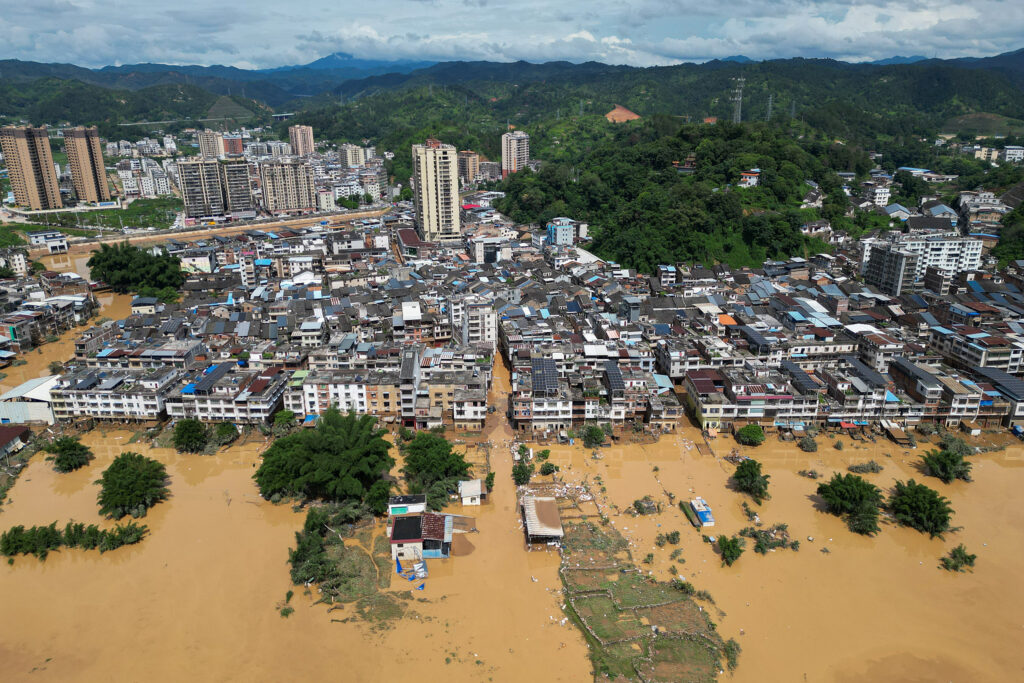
<box><xmin>731</xmin><ymin>77</ymin><xmax>745</xmax><ymax>123</ymax></box>
<box><xmin>765</xmin><ymin>93</ymin><xmax>773</xmax><ymax>122</ymax></box>
<box><xmin>579</xmin><ymin>99</ymin><xmax>584</xmax><ymax>116</ymax></box>
<box><xmin>790</xmin><ymin>100</ymin><xmax>796</xmax><ymax>118</ymax></box>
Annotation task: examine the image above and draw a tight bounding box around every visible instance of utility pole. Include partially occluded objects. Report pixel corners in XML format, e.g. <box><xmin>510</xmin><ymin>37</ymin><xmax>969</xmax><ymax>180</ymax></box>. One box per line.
<box><xmin>765</xmin><ymin>93</ymin><xmax>773</xmax><ymax>122</ymax></box>
<box><xmin>731</xmin><ymin>77</ymin><xmax>745</xmax><ymax>124</ymax></box>
<box><xmin>579</xmin><ymin>99</ymin><xmax>583</xmax><ymax>116</ymax></box>
<box><xmin>790</xmin><ymin>100</ymin><xmax>796</xmax><ymax>119</ymax></box>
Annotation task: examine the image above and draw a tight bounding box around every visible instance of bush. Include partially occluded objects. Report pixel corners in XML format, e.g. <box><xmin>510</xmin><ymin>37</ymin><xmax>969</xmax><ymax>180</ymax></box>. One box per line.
<box><xmin>718</xmin><ymin>535</ymin><xmax>744</xmax><ymax>566</ymax></box>
<box><xmin>732</xmin><ymin>459</ymin><xmax>770</xmax><ymax>503</ymax></box>
<box><xmin>848</xmin><ymin>460</ymin><xmax>884</xmax><ymax>474</ymax></box>
<box><xmin>45</xmin><ymin>437</ymin><xmax>93</xmax><ymax>473</ymax></box>
<box><xmin>273</xmin><ymin>410</ymin><xmax>296</xmax><ymax>436</ymax></box>
<box><xmin>816</xmin><ymin>473</ymin><xmax>882</xmax><ymax>535</ymax></box>
<box><xmin>921</xmin><ymin>448</ymin><xmax>972</xmax><ymax>484</ymax></box>
<box><xmin>172</xmin><ymin>419</ymin><xmax>207</xmax><ymax>453</ymax></box>
<box><xmin>212</xmin><ymin>422</ymin><xmax>238</xmax><ymax>447</ymax></box>
<box><xmin>798</xmin><ymin>436</ymin><xmax>817</xmax><ymax>452</ymax></box>
<box><xmin>512</xmin><ymin>462</ymin><xmax>533</xmax><ymax>486</ymax></box>
<box><xmin>484</xmin><ymin>471</ymin><xmax>495</xmax><ymax>491</ymax></box>
<box><xmin>1</xmin><ymin>520</ymin><xmax>148</xmax><ymax>560</ymax></box>
<box><xmin>583</xmin><ymin>425</ymin><xmax>605</xmax><ymax>448</ymax></box>
<box><xmin>96</xmin><ymin>452</ymin><xmax>169</xmax><ymax>519</ymax></box>
<box><xmin>735</xmin><ymin>425</ymin><xmax>765</xmax><ymax>446</ymax></box>
<box><xmin>48</xmin><ymin>361</ymin><xmax>64</xmax><ymax>375</ymax></box>
<box><xmin>401</xmin><ymin>432</ymin><xmax>472</xmax><ymax>510</ymax></box>
<box><xmin>834</xmin><ymin>440</ymin><xmax>844</xmax><ymax>451</ymax></box>
<box><xmin>889</xmin><ymin>479</ymin><xmax>954</xmax><ymax>538</ymax></box>
<box><xmin>539</xmin><ymin>462</ymin><xmax>558</xmax><ymax>476</ymax></box>
<box><xmin>940</xmin><ymin>544</ymin><xmax>977</xmax><ymax>572</ymax></box>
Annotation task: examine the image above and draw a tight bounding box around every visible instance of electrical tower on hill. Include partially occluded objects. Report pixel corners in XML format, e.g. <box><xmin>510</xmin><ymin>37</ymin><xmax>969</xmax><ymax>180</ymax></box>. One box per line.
<box><xmin>731</xmin><ymin>77</ymin><xmax>745</xmax><ymax>124</ymax></box>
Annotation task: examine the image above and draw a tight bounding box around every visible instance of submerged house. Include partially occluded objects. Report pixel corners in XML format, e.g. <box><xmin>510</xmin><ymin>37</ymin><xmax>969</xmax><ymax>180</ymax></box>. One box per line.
<box><xmin>389</xmin><ymin>511</ymin><xmax>453</xmax><ymax>561</ymax></box>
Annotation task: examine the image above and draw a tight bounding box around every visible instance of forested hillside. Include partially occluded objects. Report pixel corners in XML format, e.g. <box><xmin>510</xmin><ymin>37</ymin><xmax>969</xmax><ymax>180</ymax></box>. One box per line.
<box><xmin>494</xmin><ymin>121</ymin><xmax>863</xmax><ymax>271</ymax></box>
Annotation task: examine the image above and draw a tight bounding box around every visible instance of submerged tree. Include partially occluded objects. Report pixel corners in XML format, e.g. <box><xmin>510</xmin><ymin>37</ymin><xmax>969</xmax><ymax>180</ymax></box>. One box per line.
<box><xmin>816</xmin><ymin>473</ymin><xmax>883</xmax><ymax>535</ymax></box>
<box><xmin>735</xmin><ymin>425</ymin><xmax>765</xmax><ymax>447</ymax></box>
<box><xmin>173</xmin><ymin>419</ymin><xmax>208</xmax><ymax>453</ymax></box>
<box><xmin>45</xmin><ymin>437</ymin><xmax>93</xmax><ymax>473</ymax></box>
<box><xmin>718</xmin><ymin>535</ymin><xmax>745</xmax><ymax>566</ymax></box>
<box><xmin>401</xmin><ymin>432</ymin><xmax>472</xmax><ymax>510</ymax></box>
<box><xmin>889</xmin><ymin>479</ymin><xmax>954</xmax><ymax>538</ymax></box>
<box><xmin>96</xmin><ymin>452</ymin><xmax>169</xmax><ymax>519</ymax></box>
<box><xmin>732</xmin><ymin>458</ymin><xmax>770</xmax><ymax>503</ymax></box>
<box><xmin>921</xmin><ymin>448</ymin><xmax>972</xmax><ymax>484</ymax></box>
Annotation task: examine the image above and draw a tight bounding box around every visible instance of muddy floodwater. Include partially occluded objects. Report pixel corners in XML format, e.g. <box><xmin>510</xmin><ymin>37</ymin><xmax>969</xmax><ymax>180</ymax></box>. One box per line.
<box><xmin>3</xmin><ymin>301</ymin><xmax>1023</xmax><ymax>683</ymax></box>
<box><xmin>0</xmin><ymin>357</ymin><xmax>590</xmax><ymax>682</ymax></box>
<box><xmin>528</xmin><ymin>424</ymin><xmax>1024</xmax><ymax>682</ymax></box>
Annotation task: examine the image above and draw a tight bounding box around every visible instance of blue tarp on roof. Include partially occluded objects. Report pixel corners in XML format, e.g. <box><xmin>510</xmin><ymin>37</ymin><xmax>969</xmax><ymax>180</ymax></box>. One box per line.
<box><xmin>885</xmin><ymin>390</ymin><xmax>900</xmax><ymax>403</ymax></box>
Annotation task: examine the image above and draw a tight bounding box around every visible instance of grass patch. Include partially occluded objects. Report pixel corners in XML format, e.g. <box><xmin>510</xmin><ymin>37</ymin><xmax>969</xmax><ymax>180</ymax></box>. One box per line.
<box><xmin>638</xmin><ymin>637</ymin><xmax>721</xmax><ymax>683</ymax></box>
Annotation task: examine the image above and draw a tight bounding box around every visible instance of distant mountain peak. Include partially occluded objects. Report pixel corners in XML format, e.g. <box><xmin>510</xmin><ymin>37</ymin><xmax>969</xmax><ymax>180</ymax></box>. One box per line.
<box><xmin>721</xmin><ymin>55</ymin><xmax>755</xmax><ymax>63</ymax></box>
<box><xmin>869</xmin><ymin>55</ymin><xmax>928</xmax><ymax>65</ymax></box>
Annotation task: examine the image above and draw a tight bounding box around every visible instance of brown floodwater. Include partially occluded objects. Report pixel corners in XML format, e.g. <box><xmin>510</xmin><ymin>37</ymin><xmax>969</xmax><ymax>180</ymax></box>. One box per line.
<box><xmin>527</xmin><ymin>424</ymin><xmax>1024</xmax><ymax>682</ymax></box>
<box><xmin>0</xmin><ymin>356</ymin><xmax>591</xmax><ymax>682</ymax></box>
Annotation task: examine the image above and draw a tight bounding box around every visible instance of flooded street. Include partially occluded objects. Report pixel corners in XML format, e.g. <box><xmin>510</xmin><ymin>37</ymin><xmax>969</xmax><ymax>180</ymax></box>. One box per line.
<box><xmin>527</xmin><ymin>424</ymin><xmax>1024</xmax><ymax>682</ymax></box>
<box><xmin>4</xmin><ymin>290</ymin><xmax>1021</xmax><ymax>683</ymax></box>
<box><xmin>0</xmin><ymin>357</ymin><xmax>590</xmax><ymax>682</ymax></box>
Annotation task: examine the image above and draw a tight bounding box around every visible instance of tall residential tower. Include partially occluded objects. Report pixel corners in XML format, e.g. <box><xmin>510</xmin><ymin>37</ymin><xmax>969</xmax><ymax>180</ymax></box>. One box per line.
<box><xmin>501</xmin><ymin>130</ymin><xmax>530</xmax><ymax>178</ymax></box>
<box><xmin>412</xmin><ymin>139</ymin><xmax>460</xmax><ymax>242</ymax></box>
<box><xmin>288</xmin><ymin>125</ymin><xmax>315</xmax><ymax>157</ymax></box>
<box><xmin>64</xmin><ymin>126</ymin><xmax>110</xmax><ymax>203</ymax></box>
<box><xmin>0</xmin><ymin>126</ymin><xmax>63</xmax><ymax>210</ymax></box>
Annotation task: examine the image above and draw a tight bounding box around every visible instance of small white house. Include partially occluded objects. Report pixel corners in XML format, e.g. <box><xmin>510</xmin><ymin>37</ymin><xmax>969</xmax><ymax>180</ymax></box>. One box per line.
<box><xmin>458</xmin><ymin>479</ymin><xmax>485</xmax><ymax>506</ymax></box>
<box><xmin>388</xmin><ymin>494</ymin><xmax>427</xmax><ymax>516</ymax></box>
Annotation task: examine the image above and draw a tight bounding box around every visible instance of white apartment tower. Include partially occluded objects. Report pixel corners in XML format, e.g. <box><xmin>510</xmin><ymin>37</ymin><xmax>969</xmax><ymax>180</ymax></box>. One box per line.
<box><xmin>197</xmin><ymin>129</ymin><xmax>226</xmax><ymax>158</ymax></box>
<box><xmin>288</xmin><ymin>125</ymin><xmax>315</xmax><ymax>157</ymax></box>
<box><xmin>412</xmin><ymin>139</ymin><xmax>460</xmax><ymax>242</ymax></box>
<box><xmin>501</xmin><ymin>130</ymin><xmax>530</xmax><ymax>178</ymax></box>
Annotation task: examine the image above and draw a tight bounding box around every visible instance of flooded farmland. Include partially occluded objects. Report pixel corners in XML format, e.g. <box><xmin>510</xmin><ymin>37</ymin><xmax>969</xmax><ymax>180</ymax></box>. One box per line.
<box><xmin>3</xmin><ymin>322</ymin><xmax>1023</xmax><ymax>681</ymax></box>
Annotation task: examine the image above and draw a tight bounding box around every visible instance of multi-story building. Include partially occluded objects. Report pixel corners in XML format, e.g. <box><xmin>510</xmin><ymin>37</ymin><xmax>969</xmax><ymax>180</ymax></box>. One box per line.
<box><xmin>50</xmin><ymin>368</ymin><xmax>181</xmax><ymax>421</ymax></box>
<box><xmin>501</xmin><ymin>130</ymin><xmax>529</xmax><ymax>177</ymax></box>
<box><xmin>178</xmin><ymin>158</ymin><xmax>226</xmax><ymax>218</ymax></box>
<box><xmin>220</xmin><ymin>159</ymin><xmax>254</xmax><ymax>216</ymax></box>
<box><xmin>63</xmin><ymin>126</ymin><xmax>110</xmax><ymax>204</ymax></box>
<box><xmin>412</xmin><ymin>139</ymin><xmax>460</xmax><ymax>242</ymax></box>
<box><xmin>863</xmin><ymin>243</ymin><xmax>919</xmax><ymax>296</ymax></box>
<box><xmin>197</xmin><ymin>129</ymin><xmax>225</xmax><ymax>158</ymax></box>
<box><xmin>339</xmin><ymin>143</ymin><xmax>366</xmax><ymax>168</ymax></box>
<box><xmin>862</xmin><ymin>234</ymin><xmax>983</xmax><ymax>284</ymax></box>
<box><xmin>164</xmin><ymin>364</ymin><xmax>288</xmax><ymax>423</ymax></box>
<box><xmin>0</xmin><ymin>125</ymin><xmax>63</xmax><ymax>210</ymax></box>
<box><xmin>222</xmin><ymin>135</ymin><xmax>244</xmax><ymax>156</ymax></box>
<box><xmin>288</xmin><ymin>125</ymin><xmax>315</xmax><ymax>157</ymax></box>
<box><xmin>457</xmin><ymin>150</ymin><xmax>480</xmax><ymax>187</ymax></box>
<box><xmin>260</xmin><ymin>158</ymin><xmax>316</xmax><ymax>213</ymax></box>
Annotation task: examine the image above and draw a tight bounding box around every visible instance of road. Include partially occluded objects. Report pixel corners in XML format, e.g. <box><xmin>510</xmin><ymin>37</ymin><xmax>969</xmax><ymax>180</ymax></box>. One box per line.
<box><xmin>26</xmin><ymin>208</ymin><xmax>390</xmax><ymax>257</ymax></box>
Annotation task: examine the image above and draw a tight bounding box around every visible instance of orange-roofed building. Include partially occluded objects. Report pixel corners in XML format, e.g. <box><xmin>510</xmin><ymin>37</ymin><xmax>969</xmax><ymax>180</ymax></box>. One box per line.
<box><xmin>605</xmin><ymin>105</ymin><xmax>641</xmax><ymax>123</ymax></box>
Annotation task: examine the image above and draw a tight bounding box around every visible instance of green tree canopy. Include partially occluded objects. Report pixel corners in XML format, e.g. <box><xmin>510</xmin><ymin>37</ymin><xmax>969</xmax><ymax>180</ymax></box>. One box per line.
<box><xmin>45</xmin><ymin>436</ymin><xmax>93</xmax><ymax>473</ymax></box>
<box><xmin>889</xmin><ymin>479</ymin><xmax>954</xmax><ymax>538</ymax></box>
<box><xmin>583</xmin><ymin>425</ymin><xmax>605</xmax><ymax>448</ymax></box>
<box><xmin>816</xmin><ymin>473</ymin><xmax>882</xmax><ymax>535</ymax></box>
<box><xmin>87</xmin><ymin>242</ymin><xmax>184</xmax><ymax>294</ymax></box>
<box><xmin>732</xmin><ymin>459</ymin><xmax>770</xmax><ymax>503</ymax></box>
<box><xmin>172</xmin><ymin>419</ymin><xmax>208</xmax><ymax>453</ymax></box>
<box><xmin>735</xmin><ymin>425</ymin><xmax>765</xmax><ymax>446</ymax></box>
<box><xmin>96</xmin><ymin>452</ymin><xmax>169</xmax><ymax>519</ymax></box>
<box><xmin>921</xmin><ymin>448</ymin><xmax>972</xmax><ymax>484</ymax></box>
<box><xmin>401</xmin><ymin>432</ymin><xmax>472</xmax><ymax>510</ymax></box>
<box><xmin>254</xmin><ymin>408</ymin><xmax>394</xmax><ymax>509</ymax></box>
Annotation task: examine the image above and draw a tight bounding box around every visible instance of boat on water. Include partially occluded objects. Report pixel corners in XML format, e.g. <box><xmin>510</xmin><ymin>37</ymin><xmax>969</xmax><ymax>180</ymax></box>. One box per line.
<box><xmin>690</xmin><ymin>497</ymin><xmax>716</xmax><ymax>527</ymax></box>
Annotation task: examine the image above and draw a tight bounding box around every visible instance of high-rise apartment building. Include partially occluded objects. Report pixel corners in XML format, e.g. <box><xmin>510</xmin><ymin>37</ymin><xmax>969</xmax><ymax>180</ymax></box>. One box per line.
<box><xmin>864</xmin><ymin>244</ymin><xmax>919</xmax><ymax>296</ymax></box>
<box><xmin>501</xmin><ymin>130</ymin><xmax>530</xmax><ymax>178</ymax></box>
<box><xmin>339</xmin><ymin>143</ymin><xmax>366</xmax><ymax>168</ymax></box>
<box><xmin>412</xmin><ymin>139</ymin><xmax>460</xmax><ymax>242</ymax></box>
<box><xmin>0</xmin><ymin>126</ymin><xmax>63</xmax><ymax>210</ymax></box>
<box><xmin>197</xmin><ymin>129</ymin><xmax>226</xmax><ymax>158</ymax></box>
<box><xmin>288</xmin><ymin>125</ymin><xmax>315</xmax><ymax>157</ymax></box>
<box><xmin>220</xmin><ymin>159</ymin><xmax>254</xmax><ymax>215</ymax></box>
<box><xmin>63</xmin><ymin>126</ymin><xmax>110</xmax><ymax>203</ymax></box>
<box><xmin>260</xmin><ymin>158</ymin><xmax>316</xmax><ymax>213</ymax></box>
<box><xmin>177</xmin><ymin>158</ymin><xmax>253</xmax><ymax>219</ymax></box>
<box><xmin>457</xmin><ymin>150</ymin><xmax>480</xmax><ymax>187</ymax></box>
<box><xmin>178</xmin><ymin>158</ymin><xmax>225</xmax><ymax>218</ymax></box>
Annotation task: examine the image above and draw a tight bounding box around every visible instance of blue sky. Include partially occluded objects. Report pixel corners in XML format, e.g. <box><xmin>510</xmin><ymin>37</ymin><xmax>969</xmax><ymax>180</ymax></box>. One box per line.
<box><xmin>2</xmin><ymin>0</ymin><xmax>1022</xmax><ymax>68</ymax></box>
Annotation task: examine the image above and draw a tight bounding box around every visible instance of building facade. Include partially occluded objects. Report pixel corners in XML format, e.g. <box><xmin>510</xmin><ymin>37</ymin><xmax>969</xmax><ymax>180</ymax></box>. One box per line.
<box><xmin>288</xmin><ymin>125</ymin><xmax>315</xmax><ymax>157</ymax></box>
<box><xmin>0</xmin><ymin>126</ymin><xmax>63</xmax><ymax>210</ymax></box>
<box><xmin>64</xmin><ymin>126</ymin><xmax>111</xmax><ymax>204</ymax></box>
<box><xmin>501</xmin><ymin>130</ymin><xmax>529</xmax><ymax>177</ymax></box>
<box><xmin>412</xmin><ymin>139</ymin><xmax>461</xmax><ymax>242</ymax></box>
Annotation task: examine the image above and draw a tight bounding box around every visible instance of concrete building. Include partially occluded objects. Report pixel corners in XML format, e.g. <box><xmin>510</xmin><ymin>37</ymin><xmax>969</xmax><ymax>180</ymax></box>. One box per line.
<box><xmin>260</xmin><ymin>158</ymin><xmax>316</xmax><ymax>213</ymax></box>
<box><xmin>222</xmin><ymin>135</ymin><xmax>244</xmax><ymax>156</ymax></box>
<box><xmin>0</xmin><ymin>126</ymin><xmax>63</xmax><ymax>210</ymax></box>
<box><xmin>864</xmin><ymin>243</ymin><xmax>919</xmax><ymax>296</ymax></box>
<box><xmin>458</xmin><ymin>150</ymin><xmax>480</xmax><ymax>187</ymax></box>
<box><xmin>197</xmin><ymin>129</ymin><xmax>226</xmax><ymax>158</ymax></box>
<box><xmin>220</xmin><ymin>159</ymin><xmax>254</xmax><ymax>216</ymax></box>
<box><xmin>412</xmin><ymin>139</ymin><xmax>461</xmax><ymax>242</ymax></box>
<box><xmin>339</xmin><ymin>143</ymin><xmax>365</xmax><ymax>168</ymax></box>
<box><xmin>862</xmin><ymin>234</ymin><xmax>983</xmax><ymax>284</ymax></box>
<box><xmin>178</xmin><ymin>158</ymin><xmax>226</xmax><ymax>218</ymax></box>
<box><xmin>501</xmin><ymin>130</ymin><xmax>529</xmax><ymax>177</ymax></box>
<box><xmin>64</xmin><ymin>126</ymin><xmax>110</xmax><ymax>204</ymax></box>
<box><xmin>288</xmin><ymin>125</ymin><xmax>315</xmax><ymax>157</ymax></box>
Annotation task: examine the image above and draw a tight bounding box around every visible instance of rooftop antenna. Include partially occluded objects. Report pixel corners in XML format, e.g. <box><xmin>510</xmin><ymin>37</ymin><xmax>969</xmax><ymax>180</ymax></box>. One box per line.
<box><xmin>731</xmin><ymin>77</ymin><xmax>745</xmax><ymax>123</ymax></box>
<box><xmin>765</xmin><ymin>92</ymin><xmax>773</xmax><ymax>122</ymax></box>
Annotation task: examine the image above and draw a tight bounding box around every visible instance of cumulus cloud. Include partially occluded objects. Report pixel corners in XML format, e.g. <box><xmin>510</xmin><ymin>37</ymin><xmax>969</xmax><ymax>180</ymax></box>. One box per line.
<box><xmin>0</xmin><ymin>0</ymin><xmax>1021</xmax><ymax>67</ymax></box>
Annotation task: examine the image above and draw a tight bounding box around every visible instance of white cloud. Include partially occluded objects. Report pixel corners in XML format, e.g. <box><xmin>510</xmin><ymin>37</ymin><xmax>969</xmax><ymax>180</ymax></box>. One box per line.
<box><xmin>0</xmin><ymin>0</ymin><xmax>1021</xmax><ymax>67</ymax></box>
